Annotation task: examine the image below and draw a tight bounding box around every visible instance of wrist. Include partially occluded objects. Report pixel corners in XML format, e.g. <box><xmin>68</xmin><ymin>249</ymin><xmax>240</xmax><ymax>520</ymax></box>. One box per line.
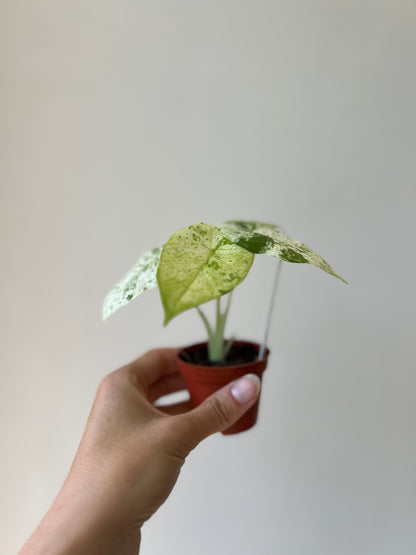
<box><xmin>20</xmin><ymin>470</ymin><xmax>142</xmax><ymax>555</ymax></box>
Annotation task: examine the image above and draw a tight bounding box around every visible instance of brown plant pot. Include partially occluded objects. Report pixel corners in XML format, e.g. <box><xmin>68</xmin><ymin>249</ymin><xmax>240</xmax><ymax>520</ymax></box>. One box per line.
<box><xmin>177</xmin><ymin>340</ymin><xmax>269</xmax><ymax>435</ymax></box>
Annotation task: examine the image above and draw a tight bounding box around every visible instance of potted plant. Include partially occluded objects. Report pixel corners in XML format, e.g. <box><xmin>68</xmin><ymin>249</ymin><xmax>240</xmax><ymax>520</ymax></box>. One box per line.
<box><xmin>103</xmin><ymin>220</ymin><xmax>345</xmax><ymax>434</ymax></box>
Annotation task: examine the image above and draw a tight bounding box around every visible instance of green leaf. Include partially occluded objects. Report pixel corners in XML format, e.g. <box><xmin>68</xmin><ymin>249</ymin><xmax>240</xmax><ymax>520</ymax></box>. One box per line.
<box><xmin>157</xmin><ymin>223</ymin><xmax>255</xmax><ymax>325</ymax></box>
<box><xmin>219</xmin><ymin>220</ymin><xmax>346</xmax><ymax>283</ymax></box>
<box><xmin>102</xmin><ymin>247</ymin><xmax>162</xmax><ymax>320</ymax></box>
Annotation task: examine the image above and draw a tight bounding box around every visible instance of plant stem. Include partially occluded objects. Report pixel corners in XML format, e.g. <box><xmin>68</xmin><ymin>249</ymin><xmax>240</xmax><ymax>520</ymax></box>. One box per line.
<box><xmin>196</xmin><ymin>306</ymin><xmax>214</xmax><ymax>344</ymax></box>
<box><xmin>208</xmin><ymin>299</ymin><xmax>224</xmax><ymax>362</ymax></box>
<box><xmin>196</xmin><ymin>292</ymin><xmax>234</xmax><ymax>364</ymax></box>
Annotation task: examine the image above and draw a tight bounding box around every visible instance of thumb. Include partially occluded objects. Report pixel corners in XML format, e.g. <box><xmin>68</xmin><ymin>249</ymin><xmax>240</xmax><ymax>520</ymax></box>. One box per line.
<box><xmin>174</xmin><ymin>374</ymin><xmax>261</xmax><ymax>450</ymax></box>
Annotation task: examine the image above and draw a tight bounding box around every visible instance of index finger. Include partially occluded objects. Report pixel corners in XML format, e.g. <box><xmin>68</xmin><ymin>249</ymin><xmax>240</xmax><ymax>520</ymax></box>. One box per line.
<box><xmin>127</xmin><ymin>348</ymin><xmax>181</xmax><ymax>390</ymax></box>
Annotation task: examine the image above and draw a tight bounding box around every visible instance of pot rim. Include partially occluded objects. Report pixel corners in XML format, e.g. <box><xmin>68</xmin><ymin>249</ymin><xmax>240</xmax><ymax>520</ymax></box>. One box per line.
<box><xmin>178</xmin><ymin>339</ymin><xmax>269</xmax><ymax>370</ymax></box>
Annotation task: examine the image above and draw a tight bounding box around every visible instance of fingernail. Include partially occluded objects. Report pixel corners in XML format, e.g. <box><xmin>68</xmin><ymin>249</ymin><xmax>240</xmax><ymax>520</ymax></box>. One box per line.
<box><xmin>231</xmin><ymin>374</ymin><xmax>261</xmax><ymax>404</ymax></box>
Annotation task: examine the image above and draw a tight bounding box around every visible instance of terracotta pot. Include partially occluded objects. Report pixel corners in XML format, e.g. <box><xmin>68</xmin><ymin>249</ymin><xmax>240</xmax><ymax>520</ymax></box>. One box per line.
<box><xmin>177</xmin><ymin>340</ymin><xmax>269</xmax><ymax>435</ymax></box>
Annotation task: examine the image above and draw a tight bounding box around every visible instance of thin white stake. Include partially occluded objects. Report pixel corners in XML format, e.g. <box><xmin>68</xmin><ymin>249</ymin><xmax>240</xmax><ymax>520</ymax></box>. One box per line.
<box><xmin>258</xmin><ymin>258</ymin><xmax>283</xmax><ymax>360</ymax></box>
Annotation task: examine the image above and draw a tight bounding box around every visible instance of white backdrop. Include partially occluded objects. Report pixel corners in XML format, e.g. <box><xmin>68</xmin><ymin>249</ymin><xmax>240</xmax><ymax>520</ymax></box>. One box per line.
<box><xmin>1</xmin><ymin>1</ymin><xmax>415</xmax><ymax>554</ymax></box>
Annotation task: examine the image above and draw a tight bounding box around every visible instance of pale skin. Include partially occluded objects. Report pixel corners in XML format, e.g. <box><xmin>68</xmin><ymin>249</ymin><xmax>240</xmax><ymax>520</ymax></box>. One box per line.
<box><xmin>20</xmin><ymin>348</ymin><xmax>261</xmax><ymax>555</ymax></box>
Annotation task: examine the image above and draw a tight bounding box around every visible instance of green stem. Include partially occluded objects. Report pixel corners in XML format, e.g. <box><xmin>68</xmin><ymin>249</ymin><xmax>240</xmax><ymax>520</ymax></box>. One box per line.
<box><xmin>211</xmin><ymin>298</ymin><xmax>224</xmax><ymax>362</ymax></box>
<box><xmin>196</xmin><ymin>293</ymin><xmax>234</xmax><ymax>364</ymax></box>
<box><xmin>212</xmin><ymin>293</ymin><xmax>233</xmax><ymax>363</ymax></box>
<box><xmin>223</xmin><ymin>290</ymin><xmax>233</xmax><ymax>323</ymax></box>
<box><xmin>196</xmin><ymin>306</ymin><xmax>214</xmax><ymax>344</ymax></box>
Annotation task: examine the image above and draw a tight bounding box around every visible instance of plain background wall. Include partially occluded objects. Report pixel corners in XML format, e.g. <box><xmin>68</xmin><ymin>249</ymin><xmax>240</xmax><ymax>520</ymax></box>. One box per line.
<box><xmin>1</xmin><ymin>1</ymin><xmax>415</xmax><ymax>553</ymax></box>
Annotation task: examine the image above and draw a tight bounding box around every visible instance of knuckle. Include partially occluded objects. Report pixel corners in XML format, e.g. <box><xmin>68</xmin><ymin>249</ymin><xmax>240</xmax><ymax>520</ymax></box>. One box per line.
<box><xmin>142</xmin><ymin>348</ymin><xmax>159</xmax><ymax>358</ymax></box>
<box><xmin>97</xmin><ymin>374</ymin><xmax>112</xmax><ymax>394</ymax></box>
<box><xmin>97</xmin><ymin>369</ymin><xmax>125</xmax><ymax>394</ymax></box>
<box><xmin>207</xmin><ymin>396</ymin><xmax>234</xmax><ymax>428</ymax></box>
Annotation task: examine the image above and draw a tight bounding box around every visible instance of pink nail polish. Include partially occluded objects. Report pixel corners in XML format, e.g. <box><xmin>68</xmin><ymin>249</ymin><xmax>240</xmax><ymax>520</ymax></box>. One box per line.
<box><xmin>231</xmin><ymin>374</ymin><xmax>261</xmax><ymax>404</ymax></box>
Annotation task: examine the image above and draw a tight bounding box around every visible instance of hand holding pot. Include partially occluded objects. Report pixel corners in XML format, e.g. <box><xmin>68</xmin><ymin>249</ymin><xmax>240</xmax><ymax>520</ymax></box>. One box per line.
<box><xmin>20</xmin><ymin>348</ymin><xmax>261</xmax><ymax>555</ymax></box>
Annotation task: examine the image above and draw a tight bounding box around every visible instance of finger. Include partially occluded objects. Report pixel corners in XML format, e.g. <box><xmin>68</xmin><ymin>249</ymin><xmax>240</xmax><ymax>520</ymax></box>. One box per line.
<box><xmin>170</xmin><ymin>374</ymin><xmax>261</xmax><ymax>451</ymax></box>
<box><xmin>156</xmin><ymin>400</ymin><xmax>192</xmax><ymax>416</ymax></box>
<box><xmin>127</xmin><ymin>348</ymin><xmax>180</xmax><ymax>390</ymax></box>
<box><xmin>148</xmin><ymin>372</ymin><xmax>187</xmax><ymax>403</ymax></box>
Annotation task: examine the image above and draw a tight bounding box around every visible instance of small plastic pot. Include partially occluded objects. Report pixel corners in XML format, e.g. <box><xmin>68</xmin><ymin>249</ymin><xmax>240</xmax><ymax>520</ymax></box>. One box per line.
<box><xmin>177</xmin><ymin>340</ymin><xmax>269</xmax><ymax>435</ymax></box>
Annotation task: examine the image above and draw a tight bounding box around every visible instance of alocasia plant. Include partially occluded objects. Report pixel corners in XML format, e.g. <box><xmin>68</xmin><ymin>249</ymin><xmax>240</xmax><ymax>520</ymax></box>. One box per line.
<box><xmin>103</xmin><ymin>220</ymin><xmax>345</xmax><ymax>363</ymax></box>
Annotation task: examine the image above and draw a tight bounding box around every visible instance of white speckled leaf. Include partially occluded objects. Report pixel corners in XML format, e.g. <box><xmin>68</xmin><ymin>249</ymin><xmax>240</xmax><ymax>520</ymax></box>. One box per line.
<box><xmin>157</xmin><ymin>223</ymin><xmax>255</xmax><ymax>325</ymax></box>
<box><xmin>102</xmin><ymin>247</ymin><xmax>162</xmax><ymax>320</ymax></box>
<box><xmin>219</xmin><ymin>220</ymin><xmax>346</xmax><ymax>282</ymax></box>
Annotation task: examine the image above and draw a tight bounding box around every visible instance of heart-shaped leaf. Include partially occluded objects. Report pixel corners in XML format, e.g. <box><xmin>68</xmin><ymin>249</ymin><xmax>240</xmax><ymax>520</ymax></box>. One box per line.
<box><xmin>102</xmin><ymin>246</ymin><xmax>162</xmax><ymax>320</ymax></box>
<box><xmin>219</xmin><ymin>220</ymin><xmax>346</xmax><ymax>282</ymax></box>
<box><xmin>157</xmin><ymin>223</ymin><xmax>255</xmax><ymax>325</ymax></box>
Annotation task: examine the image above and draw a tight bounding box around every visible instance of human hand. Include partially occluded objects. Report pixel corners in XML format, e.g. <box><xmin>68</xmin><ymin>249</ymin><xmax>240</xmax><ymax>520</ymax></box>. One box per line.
<box><xmin>20</xmin><ymin>348</ymin><xmax>261</xmax><ymax>555</ymax></box>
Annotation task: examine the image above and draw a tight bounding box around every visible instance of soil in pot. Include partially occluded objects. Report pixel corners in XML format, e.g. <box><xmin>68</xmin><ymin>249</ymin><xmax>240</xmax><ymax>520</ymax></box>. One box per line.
<box><xmin>177</xmin><ymin>340</ymin><xmax>269</xmax><ymax>435</ymax></box>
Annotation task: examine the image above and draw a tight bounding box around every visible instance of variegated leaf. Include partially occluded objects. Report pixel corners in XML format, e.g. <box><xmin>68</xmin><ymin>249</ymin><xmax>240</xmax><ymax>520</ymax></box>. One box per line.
<box><xmin>157</xmin><ymin>223</ymin><xmax>255</xmax><ymax>325</ymax></box>
<box><xmin>102</xmin><ymin>247</ymin><xmax>162</xmax><ymax>320</ymax></box>
<box><xmin>219</xmin><ymin>220</ymin><xmax>346</xmax><ymax>282</ymax></box>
